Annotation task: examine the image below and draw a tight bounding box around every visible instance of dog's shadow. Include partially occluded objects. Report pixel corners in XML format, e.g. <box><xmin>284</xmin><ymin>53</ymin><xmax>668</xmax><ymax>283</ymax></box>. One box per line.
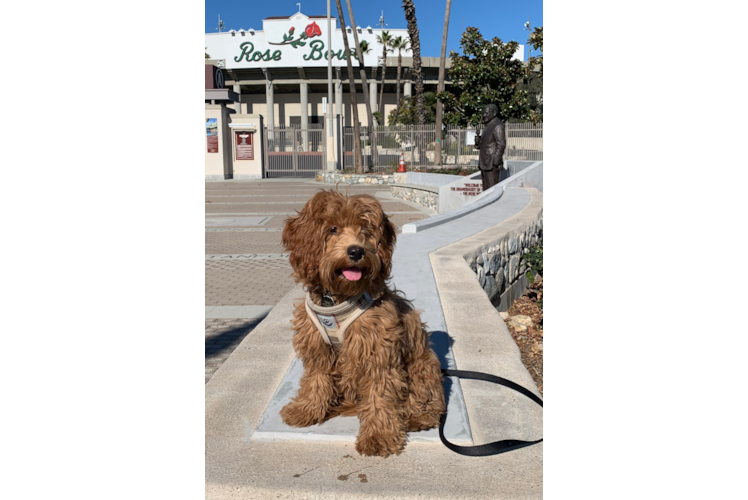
<box><xmin>429</xmin><ymin>330</ymin><xmax>455</xmax><ymax>408</ymax></box>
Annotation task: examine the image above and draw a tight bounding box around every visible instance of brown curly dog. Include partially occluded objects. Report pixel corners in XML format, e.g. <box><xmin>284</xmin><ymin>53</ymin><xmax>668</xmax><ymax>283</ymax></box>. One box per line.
<box><xmin>280</xmin><ymin>190</ymin><xmax>446</xmax><ymax>457</ymax></box>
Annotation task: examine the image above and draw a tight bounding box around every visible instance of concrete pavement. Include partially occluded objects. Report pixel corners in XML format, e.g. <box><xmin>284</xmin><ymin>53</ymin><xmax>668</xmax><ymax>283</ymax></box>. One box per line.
<box><xmin>206</xmin><ymin>183</ymin><xmax>544</xmax><ymax>498</ymax></box>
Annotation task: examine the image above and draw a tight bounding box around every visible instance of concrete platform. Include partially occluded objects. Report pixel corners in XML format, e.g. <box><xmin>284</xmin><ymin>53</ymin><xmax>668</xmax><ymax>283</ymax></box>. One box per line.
<box><xmin>207</xmin><ymin>188</ymin><xmax>543</xmax><ymax>498</ymax></box>
<box><xmin>253</xmin><ymin>356</ymin><xmax>472</xmax><ymax>444</ymax></box>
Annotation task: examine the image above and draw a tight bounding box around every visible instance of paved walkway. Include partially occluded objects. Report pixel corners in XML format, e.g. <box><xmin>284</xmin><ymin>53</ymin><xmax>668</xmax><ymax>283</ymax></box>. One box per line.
<box><xmin>205</xmin><ymin>178</ymin><xmax>433</xmax><ymax>383</ymax></box>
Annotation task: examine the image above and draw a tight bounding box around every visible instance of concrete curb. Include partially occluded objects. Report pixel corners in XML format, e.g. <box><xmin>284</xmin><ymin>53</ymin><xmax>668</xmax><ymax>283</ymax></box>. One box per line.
<box><xmin>430</xmin><ymin>189</ymin><xmax>544</xmax><ymax>449</ymax></box>
<box><xmin>402</xmin><ymin>183</ymin><xmax>504</xmax><ymax>233</ymax></box>
<box><xmin>205</xmin><ymin>305</ymin><xmax>274</xmax><ymax>319</ymax></box>
<box><xmin>403</xmin><ymin>162</ymin><xmax>542</xmax><ymax>233</ymax></box>
<box><xmin>390</xmin><ymin>182</ymin><xmax>439</xmax><ymax>193</ymax></box>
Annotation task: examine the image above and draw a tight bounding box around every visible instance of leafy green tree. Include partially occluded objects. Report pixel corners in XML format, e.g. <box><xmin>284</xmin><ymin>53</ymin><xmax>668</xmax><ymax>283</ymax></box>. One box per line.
<box><xmin>205</xmin><ymin>48</ymin><xmax>210</xmax><ymax>59</ymax></box>
<box><xmin>437</xmin><ymin>27</ymin><xmax>531</xmax><ymax>126</ymax></box>
<box><xmin>527</xmin><ymin>26</ymin><xmax>543</xmax><ymax>79</ymax></box>
<box><xmin>520</xmin><ymin>26</ymin><xmax>543</xmax><ymax>123</ymax></box>
<box><xmin>388</xmin><ymin>92</ymin><xmax>437</xmax><ymax>125</ymax></box>
<box><xmin>518</xmin><ymin>70</ymin><xmax>542</xmax><ymax>123</ymax></box>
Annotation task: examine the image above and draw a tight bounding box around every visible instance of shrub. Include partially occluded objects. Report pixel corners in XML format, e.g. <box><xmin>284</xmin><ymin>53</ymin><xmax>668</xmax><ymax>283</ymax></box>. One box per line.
<box><xmin>522</xmin><ymin>245</ymin><xmax>543</xmax><ymax>281</ymax></box>
<box><xmin>522</xmin><ymin>245</ymin><xmax>543</xmax><ymax>310</ymax></box>
<box><xmin>425</xmin><ymin>167</ymin><xmax>479</xmax><ymax>176</ymax></box>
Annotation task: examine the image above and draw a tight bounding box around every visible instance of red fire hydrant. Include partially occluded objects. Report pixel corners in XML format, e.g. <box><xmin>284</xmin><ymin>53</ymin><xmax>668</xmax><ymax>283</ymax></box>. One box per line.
<box><xmin>398</xmin><ymin>152</ymin><xmax>406</xmax><ymax>172</ymax></box>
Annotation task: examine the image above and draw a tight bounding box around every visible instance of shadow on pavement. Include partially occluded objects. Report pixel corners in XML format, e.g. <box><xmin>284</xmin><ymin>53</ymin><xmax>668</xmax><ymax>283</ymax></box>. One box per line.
<box><xmin>205</xmin><ymin>318</ymin><xmax>263</xmax><ymax>359</ymax></box>
<box><xmin>429</xmin><ymin>330</ymin><xmax>455</xmax><ymax>408</ymax></box>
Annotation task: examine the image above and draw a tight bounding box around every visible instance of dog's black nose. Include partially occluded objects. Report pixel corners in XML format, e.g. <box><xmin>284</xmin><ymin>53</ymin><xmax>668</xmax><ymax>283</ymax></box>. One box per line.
<box><xmin>347</xmin><ymin>245</ymin><xmax>365</xmax><ymax>261</ymax></box>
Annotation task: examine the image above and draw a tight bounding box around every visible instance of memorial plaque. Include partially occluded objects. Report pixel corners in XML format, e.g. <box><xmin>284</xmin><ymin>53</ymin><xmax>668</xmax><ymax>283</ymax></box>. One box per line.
<box><xmin>235</xmin><ymin>131</ymin><xmax>254</xmax><ymax>160</ymax></box>
<box><xmin>206</xmin><ymin>118</ymin><xmax>219</xmax><ymax>153</ymax></box>
<box><xmin>451</xmin><ymin>182</ymin><xmax>483</xmax><ymax>196</ymax></box>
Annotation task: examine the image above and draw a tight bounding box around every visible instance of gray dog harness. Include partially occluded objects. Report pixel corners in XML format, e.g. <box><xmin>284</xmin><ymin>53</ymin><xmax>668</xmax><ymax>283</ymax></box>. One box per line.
<box><xmin>304</xmin><ymin>292</ymin><xmax>374</xmax><ymax>348</ymax></box>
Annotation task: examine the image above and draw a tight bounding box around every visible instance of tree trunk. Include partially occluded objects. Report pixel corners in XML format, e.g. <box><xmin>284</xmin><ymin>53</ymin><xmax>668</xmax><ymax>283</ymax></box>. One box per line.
<box><xmin>434</xmin><ymin>0</ymin><xmax>451</xmax><ymax>166</ymax></box>
<box><xmin>345</xmin><ymin>0</ymin><xmax>378</xmax><ymax>170</ymax></box>
<box><xmin>402</xmin><ymin>0</ymin><xmax>425</xmax><ymax>165</ymax></box>
<box><xmin>334</xmin><ymin>0</ymin><xmax>362</xmax><ymax>174</ymax></box>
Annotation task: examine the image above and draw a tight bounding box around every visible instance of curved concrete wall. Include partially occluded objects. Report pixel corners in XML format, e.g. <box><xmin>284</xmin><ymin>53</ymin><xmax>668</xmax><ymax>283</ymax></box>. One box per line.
<box><xmin>500</xmin><ymin>161</ymin><xmax>543</xmax><ymax>192</ymax></box>
<box><xmin>394</xmin><ymin>171</ymin><xmax>461</xmax><ymax>188</ymax></box>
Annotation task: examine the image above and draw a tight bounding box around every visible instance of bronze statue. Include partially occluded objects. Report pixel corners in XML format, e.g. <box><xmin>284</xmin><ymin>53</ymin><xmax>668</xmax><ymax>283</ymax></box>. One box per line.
<box><xmin>474</xmin><ymin>104</ymin><xmax>507</xmax><ymax>191</ymax></box>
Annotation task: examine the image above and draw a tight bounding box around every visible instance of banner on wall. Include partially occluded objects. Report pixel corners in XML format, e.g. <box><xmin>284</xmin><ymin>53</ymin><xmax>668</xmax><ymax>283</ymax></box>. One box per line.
<box><xmin>206</xmin><ymin>118</ymin><xmax>218</xmax><ymax>153</ymax></box>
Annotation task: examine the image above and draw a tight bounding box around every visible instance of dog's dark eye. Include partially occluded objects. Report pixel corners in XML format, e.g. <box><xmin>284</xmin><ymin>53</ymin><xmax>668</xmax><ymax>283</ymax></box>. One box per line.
<box><xmin>329</xmin><ymin>227</ymin><xmax>338</xmax><ymax>235</ymax></box>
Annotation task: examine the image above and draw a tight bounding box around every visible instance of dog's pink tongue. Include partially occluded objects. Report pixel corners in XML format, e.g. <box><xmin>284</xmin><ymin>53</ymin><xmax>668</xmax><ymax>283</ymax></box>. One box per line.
<box><xmin>342</xmin><ymin>267</ymin><xmax>362</xmax><ymax>281</ymax></box>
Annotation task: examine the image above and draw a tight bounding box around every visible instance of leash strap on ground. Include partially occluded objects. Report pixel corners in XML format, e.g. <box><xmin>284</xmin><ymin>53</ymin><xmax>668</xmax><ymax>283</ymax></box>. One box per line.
<box><xmin>439</xmin><ymin>368</ymin><xmax>543</xmax><ymax>457</ymax></box>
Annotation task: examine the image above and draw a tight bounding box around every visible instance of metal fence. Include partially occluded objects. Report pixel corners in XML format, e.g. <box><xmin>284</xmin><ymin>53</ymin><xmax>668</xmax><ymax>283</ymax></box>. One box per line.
<box><xmin>505</xmin><ymin>122</ymin><xmax>543</xmax><ymax>162</ymax></box>
<box><xmin>264</xmin><ymin>124</ymin><xmax>326</xmax><ymax>178</ymax></box>
<box><xmin>342</xmin><ymin>122</ymin><xmax>543</xmax><ymax>172</ymax></box>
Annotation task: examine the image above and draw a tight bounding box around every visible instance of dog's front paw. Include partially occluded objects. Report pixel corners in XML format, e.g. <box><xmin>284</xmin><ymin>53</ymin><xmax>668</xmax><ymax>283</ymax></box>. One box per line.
<box><xmin>355</xmin><ymin>433</ymin><xmax>406</xmax><ymax>458</ymax></box>
<box><xmin>280</xmin><ymin>400</ymin><xmax>326</xmax><ymax>428</ymax></box>
<box><xmin>407</xmin><ymin>411</ymin><xmax>442</xmax><ymax>432</ymax></box>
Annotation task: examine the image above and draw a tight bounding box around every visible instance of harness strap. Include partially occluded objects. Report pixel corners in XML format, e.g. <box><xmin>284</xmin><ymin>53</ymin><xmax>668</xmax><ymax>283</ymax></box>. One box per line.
<box><xmin>305</xmin><ymin>292</ymin><xmax>373</xmax><ymax>348</ymax></box>
<box><xmin>439</xmin><ymin>369</ymin><xmax>543</xmax><ymax>457</ymax></box>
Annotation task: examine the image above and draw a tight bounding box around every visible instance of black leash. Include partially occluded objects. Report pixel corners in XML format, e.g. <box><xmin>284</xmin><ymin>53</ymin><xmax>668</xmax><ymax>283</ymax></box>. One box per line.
<box><xmin>439</xmin><ymin>369</ymin><xmax>543</xmax><ymax>457</ymax></box>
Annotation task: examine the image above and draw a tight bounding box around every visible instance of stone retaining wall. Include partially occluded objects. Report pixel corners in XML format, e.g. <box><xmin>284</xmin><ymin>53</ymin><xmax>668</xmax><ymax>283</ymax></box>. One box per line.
<box><xmin>464</xmin><ymin>211</ymin><xmax>543</xmax><ymax>309</ymax></box>
<box><xmin>390</xmin><ymin>185</ymin><xmax>439</xmax><ymax>212</ymax></box>
<box><xmin>316</xmin><ymin>172</ymin><xmax>396</xmax><ymax>185</ymax></box>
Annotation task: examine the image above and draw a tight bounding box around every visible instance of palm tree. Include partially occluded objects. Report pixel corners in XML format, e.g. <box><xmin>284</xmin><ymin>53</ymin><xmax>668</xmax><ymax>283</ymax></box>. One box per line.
<box><xmin>402</xmin><ymin>0</ymin><xmax>425</xmax><ymax>164</ymax></box>
<box><xmin>345</xmin><ymin>0</ymin><xmax>378</xmax><ymax>168</ymax></box>
<box><xmin>391</xmin><ymin>36</ymin><xmax>410</xmax><ymax>122</ymax></box>
<box><xmin>359</xmin><ymin>40</ymin><xmax>372</xmax><ymax>56</ymax></box>
<box><xmin>376</xmin><ymin>30</ymin><xmax>394</xmax><ymax>118</ymax></box>
<box><xmin>434</xmin><ymin>0</ymin><xmax>452</xmax><ymax>165</ymax></box>
<box><xmin>361</xmin><ymin>39</ymin><xmax>376</xmax><ymax>118</ymax></box>
<box><xmin>358</xmin><ymin>41</ymin><xmax>376</xmax><ymax>122</ymax></box>
<box><xmin>334</xmin><ymin>0</ymin><xmax>363</xmax><ymax>173</ymax></box>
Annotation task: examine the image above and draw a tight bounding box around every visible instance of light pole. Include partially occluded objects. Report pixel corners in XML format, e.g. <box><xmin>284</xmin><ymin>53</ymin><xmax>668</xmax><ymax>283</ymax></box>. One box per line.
<box><xmin>327</xmin><ymin>0</ymin><xmax>335</xmax><ymax>170</ymax></box>
<box><xmin>524</xmin><ymin>17</ymin><xmax>531</xmax><ymax>61</ymax></box>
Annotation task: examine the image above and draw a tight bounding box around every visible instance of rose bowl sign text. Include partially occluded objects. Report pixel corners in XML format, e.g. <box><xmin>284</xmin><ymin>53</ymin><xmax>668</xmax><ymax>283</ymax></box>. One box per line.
<box><xmin>205</xmin><ymin>12</ymin><xmax>410</xmax><ymax>70</ymax></box>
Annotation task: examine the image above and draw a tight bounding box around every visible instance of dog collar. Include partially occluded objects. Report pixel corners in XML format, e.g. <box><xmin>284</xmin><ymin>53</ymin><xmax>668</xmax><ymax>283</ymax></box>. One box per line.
<box><xmin>304</xmin><ymin>291</ymin><xmax>374</xmax><ymax>348</ymax></box>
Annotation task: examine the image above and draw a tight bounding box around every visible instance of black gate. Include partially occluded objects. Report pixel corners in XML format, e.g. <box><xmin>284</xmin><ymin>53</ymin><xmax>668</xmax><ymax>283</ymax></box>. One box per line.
<box><xmin>263</xmin><ymin>125</ymin><xmax>326</xmax><ymax>178</ymax></box>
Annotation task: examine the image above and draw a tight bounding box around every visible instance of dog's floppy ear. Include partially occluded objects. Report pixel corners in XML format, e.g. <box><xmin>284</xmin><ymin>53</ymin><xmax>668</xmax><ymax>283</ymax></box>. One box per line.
<box><xmin>282</xmin><ymin>191</ymin><xmax>329</xmax><ymax>281</ymax></box>
<box><xmin>377</xmin><ymin>212</ymin><xmax>397</xmax><ymax>275</ymax></box>
<box><xmin>350</xmin><ymin>194</ymin><xmax>397</xmax><ymax>275</ymax></box>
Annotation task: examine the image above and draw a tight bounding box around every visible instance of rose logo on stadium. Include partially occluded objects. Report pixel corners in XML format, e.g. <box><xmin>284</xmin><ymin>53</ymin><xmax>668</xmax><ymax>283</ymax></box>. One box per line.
<box><xmin>269</xmin><ymin>22</ymin><xmax>322</xmax><ymax>49</ymax></box>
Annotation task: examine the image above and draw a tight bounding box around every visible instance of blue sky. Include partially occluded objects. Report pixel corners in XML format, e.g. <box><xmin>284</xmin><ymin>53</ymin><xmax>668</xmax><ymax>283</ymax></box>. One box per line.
<box><xmin>544</xmin><ymin>0</ymin><xmax>748</xmax><ymax>28</ymax></box>
<box><xmin>205</xmin><ymin>0</ymin><xmax>543</xmax><ymax>59</ymax></box>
